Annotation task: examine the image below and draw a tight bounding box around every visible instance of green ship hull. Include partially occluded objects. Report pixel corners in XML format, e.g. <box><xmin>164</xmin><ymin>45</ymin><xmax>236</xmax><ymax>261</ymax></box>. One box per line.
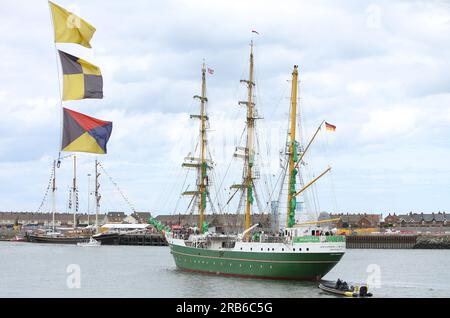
<box><xmin>169</xmin><ymin>243</ymin><xmax>344</xmax><ymax>281</ymax></box>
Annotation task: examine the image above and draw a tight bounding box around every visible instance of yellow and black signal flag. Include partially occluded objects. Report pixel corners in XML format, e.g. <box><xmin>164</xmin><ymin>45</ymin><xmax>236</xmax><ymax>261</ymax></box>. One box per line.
<box><xmin>58</xmin><ymin>50</ymin><xmax>103</xmax><ymax>101</ymax></box>
<box><xmin>49</xmin><ymin>1</ymin><xmax>96</xmax><ymax>48</ymax></box>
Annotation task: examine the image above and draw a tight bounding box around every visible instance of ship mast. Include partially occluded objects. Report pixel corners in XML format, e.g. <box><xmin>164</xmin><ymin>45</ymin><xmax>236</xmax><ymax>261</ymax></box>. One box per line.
<box><xmin>72</xmin><ymin>155</ymin><xmax>77</xmax><ymax>230</ymax></box>
<box><xmin>51</xmin><ymin>159</ymin><xmax>57</xmax><ymax>233</ymax></box>
<box><xmin>240</xmin><ymin>41</ymin><xmax>256</xmax><ymax>238</ymax></box>
<box><xmin>182</xmin><ymin>62</ymin><xmax>209</xmax><ymax>233</ymax></box>
<box><xmin>286</xmin><ymin>65</ymin><xmax>299</xmax><ymax>228</ymax></box>
<box><xmin>95</xmin><ymin>159</ymin><xmax>101</xmax><ymax>231</ymax></box>
<box><xmin>199</xmin><ymin>62</ymin><xmax>207</xmax><ymax>233</ymax></box>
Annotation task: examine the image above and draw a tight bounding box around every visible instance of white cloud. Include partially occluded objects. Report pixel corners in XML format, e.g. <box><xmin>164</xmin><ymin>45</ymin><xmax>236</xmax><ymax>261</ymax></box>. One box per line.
<box><xmin>0</xmin><ymin>0</ymin><xmax>449</xmax><ymax>215</ymax></box>
<box><xmin>360</xmin><ymin>106</ymin><xmax>420</xmax><ymax>142</ymax></box>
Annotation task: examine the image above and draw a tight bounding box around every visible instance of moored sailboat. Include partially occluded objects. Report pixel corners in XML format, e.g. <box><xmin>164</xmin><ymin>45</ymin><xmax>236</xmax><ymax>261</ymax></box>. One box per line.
<box><xmin>164</xmin><ymin>43</ymin><xmax>345</xmax><ymax>280</ymax></box>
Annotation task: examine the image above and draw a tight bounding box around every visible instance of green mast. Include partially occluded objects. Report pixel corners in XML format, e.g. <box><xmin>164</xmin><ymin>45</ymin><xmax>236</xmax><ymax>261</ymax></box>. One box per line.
<box><xmin>286</xmin><ymin>65</ymin><xmax>299</xmax><ymax>228</ymax></box>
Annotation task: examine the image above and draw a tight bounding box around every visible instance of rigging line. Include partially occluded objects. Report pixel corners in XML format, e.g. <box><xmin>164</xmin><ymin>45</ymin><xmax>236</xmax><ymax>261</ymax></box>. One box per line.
<box><xmin>322</xmin><ymin>125</ymin><xmax>338</xmax><ymax>213</ymax></box>
<box><xmin>308</xmin><ymin>165</ymin><xmax>321</xmax><ymax>217</ymax></box>
<box><xmin>163</xmin><ymin>101</ymin><xmax>199</xmax><ymax>214</ymax></box>
<box><xmin>210</xmin><ymin>169</ymin><xmax>224</xmax><ymax>213</ymax></box>
<box><xmin>255</xmin><ymin>128</ymin><xmax>272</xmax><ymax>204</ymax></box>
<box><xmin>206</xmin><ymin>147</ymin><xmax>223</xmax><ymax>212</ymax></box>
<box><xmin>234</xmin><ymin>189</ymin><xmax>246</xmax><ymax>230</ymax></box>
<box><xmin>251</xmin><ymin>179</ymin><xmax>265</xmax><ymax>214</ymax></box>
<box><xmin>98</xmin><ymin>162</ymin><xmax>137</xmax><ymax>214</ymax></box>
<box><xmin>36</xmin><ymin>162</ymin><xmax>55</xmax><ymax>213</ymax></box>
<box><xmin>264</xmin><ymin>125</ymin><xmax>276</xmax><ymax>192</ymax></box>
<box><xmin>207</xmin><ymin>192</ymin><xmax>217</xmax><ymax>214</ymax></box>
<box><xmin>225</xmin><ymin>187</ymin><xmax>240</xmax><ymax>206</ymax></box>
<box><xmin>236</xmin><ymin>186</ymin><xmax>246</xmax><ymax>214</ymax></box>
<box><xmin>214</xmin><ymin>126</ymin><xmax>246</xmax><ymax>210</ymax></box>
<box><xmin>264</xmin><ymin>158</ymin><xmax>287</xmax><ymax>213</ymax></box>
<box><xmin>160</xmin><ymin>166</ymin><xmax>183</xmax><ymax>213</ymax></box>
<box><xmin>265</xmin><ymin>98</ymin><xmax>292</xmax><ymax>211</ymax></box>
<box><xmin>184</xmin><ymin>192</ymin><xmax>196</xmax><ymax>215</ymax></box>
<box><xmin>172</xmin><ymin>168</ymin><xmax>190</xmax><ymax>215</ymax></box>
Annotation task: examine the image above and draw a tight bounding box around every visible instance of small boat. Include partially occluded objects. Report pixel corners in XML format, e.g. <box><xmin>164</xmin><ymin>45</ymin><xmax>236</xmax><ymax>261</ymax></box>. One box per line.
<box><xmin>319</xmin><ymin>279</ymin><xmax>373</xmax><ymax>297</ymax></box>
<box><xmin>92</xmin><ymin>232</ymin><xmax>121</xmax><ymax>245</ymax></box>
<box><xmin>10</xmin><ymin>235</ymin><xmax>26</xmax><ymax>242</ymax></box>
<box><xmin>77</xmin><ymin>237</ymin><xmax>101</xmax><ymax>247</ymax></box>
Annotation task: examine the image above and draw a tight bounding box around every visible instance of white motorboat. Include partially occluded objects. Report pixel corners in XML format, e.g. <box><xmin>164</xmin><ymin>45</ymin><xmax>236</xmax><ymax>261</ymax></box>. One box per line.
<box><xmin>77</xmin><ymin>237</ymin><xmax>101</xmax><ymax>247</ymax></box>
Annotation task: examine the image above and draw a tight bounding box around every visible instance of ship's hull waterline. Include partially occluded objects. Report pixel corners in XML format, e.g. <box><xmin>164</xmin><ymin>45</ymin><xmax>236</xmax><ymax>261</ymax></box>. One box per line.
<box><xmin>169</xmin><ymin>243</ymin><xmax>344</xmax><ymax>281</ymax></box>
<box><xmin>26</xmin><ymin>234</ymin><xmax>89</xmax><ymax>244</ymax></box>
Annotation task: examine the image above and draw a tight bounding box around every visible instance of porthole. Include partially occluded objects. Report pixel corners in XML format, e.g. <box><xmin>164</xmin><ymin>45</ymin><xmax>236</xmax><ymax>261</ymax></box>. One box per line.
<box><xmin>293</xmin><ymin>248</ymin><xmax>296</xmax><ymax>251</ymax></box>
<box><xmin>306</xmin><ymin>248</ymin><xmax>309</xmax><ymax>251</ymax></box>
<box><xmin>282</xmin><ymin>248</ymin><xmax>284</xmax><ymax>251</ymax></box>
<box><xmin>261</xmin><ymin>248</ymin><xmax>263</xmax><ymax>251</ymax></box>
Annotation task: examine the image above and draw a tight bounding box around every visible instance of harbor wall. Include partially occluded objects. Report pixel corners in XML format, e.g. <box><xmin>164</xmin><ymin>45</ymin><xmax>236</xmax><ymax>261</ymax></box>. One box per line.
<box><xmin>346</xmin><ymin>235</ymin><xmax>417</xmax><ymax>249</ymax></box>
<box><xmin>117</xmin><ymin>233</ymin><xmax>166</xmax><ymax>246</ymax></box>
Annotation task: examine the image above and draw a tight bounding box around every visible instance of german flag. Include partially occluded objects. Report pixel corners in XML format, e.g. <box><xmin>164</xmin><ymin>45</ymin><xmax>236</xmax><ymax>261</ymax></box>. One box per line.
<box><xmin>58</xmin><ymin>50</ymin><xmax>103</xmax><ymax>101</ymax></box>
<box><xmin>325</xmin><ymin>122</ymin><xmax>336</xmax><ymax>132</ymax></box>
<box><xmin>62</xmin><ymin>108</ymin><xmax>112</xmax><ymax>154</ymax></box>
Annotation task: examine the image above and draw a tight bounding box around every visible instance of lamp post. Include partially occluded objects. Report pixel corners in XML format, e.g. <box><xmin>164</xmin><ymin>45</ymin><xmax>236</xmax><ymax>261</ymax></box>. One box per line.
<box><xmin>87</xmin><ymin>173</ymin><xmax>91</xmax><ymax>226</ymax></box>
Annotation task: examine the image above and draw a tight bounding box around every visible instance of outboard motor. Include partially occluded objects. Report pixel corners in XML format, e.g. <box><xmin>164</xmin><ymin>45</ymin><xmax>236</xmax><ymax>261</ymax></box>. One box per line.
<box><xmin>359</xmin><ymin>285</ymin><xmax>368</xmax><ymax>297</ymax></box>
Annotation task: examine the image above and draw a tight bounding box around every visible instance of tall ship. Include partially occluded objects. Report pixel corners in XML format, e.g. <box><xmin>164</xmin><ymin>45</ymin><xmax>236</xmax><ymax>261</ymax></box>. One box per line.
<box><xmin>26</xmin><ymin>157</ymin><xmax>102</xmax><ymax>244</ymax></box>
<box><xmin>163</xmin><ymin>42</ymin><xmax>345</xmax><ymax>280</ymax></box>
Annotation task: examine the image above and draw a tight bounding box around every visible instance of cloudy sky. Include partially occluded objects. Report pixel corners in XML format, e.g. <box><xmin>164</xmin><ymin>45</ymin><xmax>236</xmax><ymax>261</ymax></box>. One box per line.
<box><xmin>0</xmin><ymin>0</ymin><xmax>449</xmax><ymax>217</ymax></box>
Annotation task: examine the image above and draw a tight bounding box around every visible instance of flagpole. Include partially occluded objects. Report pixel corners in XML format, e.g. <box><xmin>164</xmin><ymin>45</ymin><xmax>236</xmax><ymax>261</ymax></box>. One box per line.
<box><xmin>47</xmin><ymin>2</ymin><xmax>64</xmax><ymax>153</ymax></box>
<box><xmin>72</xmin><ymin>155</ymin><xmax>77</xmax><ymax>230</ymax></box>
<box><xmin>47</xmin><ymin>3</ymin><xmax>65</xmax><ymax>226</ymax></box>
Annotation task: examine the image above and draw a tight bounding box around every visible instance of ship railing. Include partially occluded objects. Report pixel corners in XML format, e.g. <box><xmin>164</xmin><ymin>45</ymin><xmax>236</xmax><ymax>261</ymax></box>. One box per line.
<box><xmin>258</xmin><ymin>236</ymin><xmax>287</xmax><ymax>243</ymax></box>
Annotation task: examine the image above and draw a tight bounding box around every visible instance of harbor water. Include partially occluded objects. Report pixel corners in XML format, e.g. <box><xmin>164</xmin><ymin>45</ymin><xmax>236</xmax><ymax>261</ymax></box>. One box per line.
<box><xmin>1</xmin><ymin>241</ymin><xmax>449</xmax><ymax>298</ymax></box>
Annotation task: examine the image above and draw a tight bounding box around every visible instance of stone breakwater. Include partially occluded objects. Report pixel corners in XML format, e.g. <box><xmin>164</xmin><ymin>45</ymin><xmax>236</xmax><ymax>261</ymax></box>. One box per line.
<box><xmin>346</xmin><ymin>234</ymin><xmax>450</xmax><ymax>249</ymax></box>
<box><xmin>414</xmin><ymin>235</ymin><xmax>450</xmax><ymax>249</ymax></box>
